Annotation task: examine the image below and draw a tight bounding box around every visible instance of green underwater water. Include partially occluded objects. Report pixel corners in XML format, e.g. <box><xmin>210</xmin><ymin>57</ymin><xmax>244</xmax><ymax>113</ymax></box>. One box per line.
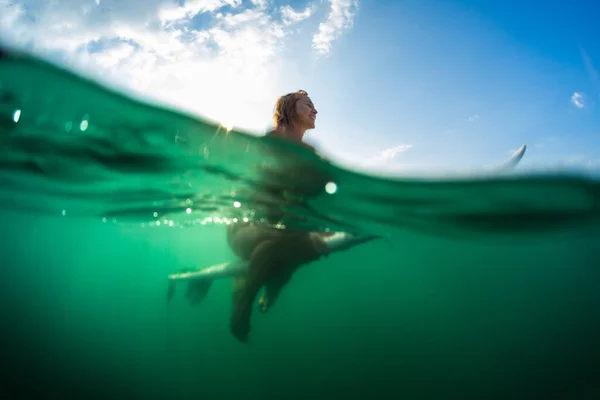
<box><xmin>1</xmin><ymin>48</ymin><xmax>600</xmax><ymax>400</ymax></box>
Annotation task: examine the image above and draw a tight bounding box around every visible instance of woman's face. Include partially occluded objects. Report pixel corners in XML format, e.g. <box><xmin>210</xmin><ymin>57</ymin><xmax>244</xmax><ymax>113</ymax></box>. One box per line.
<box><xmin>294</xmin><ymin>96</ymin><xmax>318</xmax><ymax>130</ymax></box>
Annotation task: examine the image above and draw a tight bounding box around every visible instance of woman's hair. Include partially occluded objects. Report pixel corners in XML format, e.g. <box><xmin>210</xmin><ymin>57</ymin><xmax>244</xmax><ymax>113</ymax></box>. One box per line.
<box><xmin>273</xmin><ymin>90</ymin><xmax>308</xmax><ymax>129</ymax></box>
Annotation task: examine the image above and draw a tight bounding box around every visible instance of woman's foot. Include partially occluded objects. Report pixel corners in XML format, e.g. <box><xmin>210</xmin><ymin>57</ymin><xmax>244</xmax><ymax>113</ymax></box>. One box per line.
<box><xmin>230</xmin><ymin>291</ymin><xmax>252</xmax><ymax>343</ymax></box>
<box><xmin>258</xmin><ymin>292</ymin><xmax>270</xmax><ymax>313</ymax></box>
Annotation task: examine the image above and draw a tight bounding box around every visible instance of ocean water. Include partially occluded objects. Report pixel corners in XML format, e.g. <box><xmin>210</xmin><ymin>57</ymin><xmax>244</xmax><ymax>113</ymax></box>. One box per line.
<box><xmin>1</xmin><ymin>47</ymin><xmax>600</xmax><ymax>400</ymax></box>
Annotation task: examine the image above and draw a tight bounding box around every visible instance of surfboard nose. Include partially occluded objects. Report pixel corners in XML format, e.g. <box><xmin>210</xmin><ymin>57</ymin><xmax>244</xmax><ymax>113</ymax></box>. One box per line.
<box><xmin>324</xmin><ymin>233</ymin><xmax>381</xmax><ymax>252</ymax></box>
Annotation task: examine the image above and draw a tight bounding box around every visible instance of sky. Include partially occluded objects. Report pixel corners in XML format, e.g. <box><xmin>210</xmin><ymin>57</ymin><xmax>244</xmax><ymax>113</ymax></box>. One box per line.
<box><xmin>1</xmin><ymin>0</ymin><xmax>599</xmax><ymax>176</ymax></box>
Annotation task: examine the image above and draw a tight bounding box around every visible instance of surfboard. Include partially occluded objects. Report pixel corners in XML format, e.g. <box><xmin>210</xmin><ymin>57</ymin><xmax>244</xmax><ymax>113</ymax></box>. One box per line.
<box><xmin>168</xmin><ymin>232</ymin><xmax>379</xmax><ymax>283</ymax></box>
<box><xmin>498</xmin><ymin>144</ymin><xmax>527</xmax><ymax>172</ymax></box>
<box><xmin>166</xmin><ymin>232</ymin><xmax>380</xmax><ymax>303</ymax></box>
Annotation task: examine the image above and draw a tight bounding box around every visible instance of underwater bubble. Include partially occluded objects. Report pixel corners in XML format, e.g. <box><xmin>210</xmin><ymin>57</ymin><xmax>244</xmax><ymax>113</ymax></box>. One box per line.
<box><xmin>325</xmin><ymin>182</ymin><xmax>338</xmax><ymax>194</ymax></box>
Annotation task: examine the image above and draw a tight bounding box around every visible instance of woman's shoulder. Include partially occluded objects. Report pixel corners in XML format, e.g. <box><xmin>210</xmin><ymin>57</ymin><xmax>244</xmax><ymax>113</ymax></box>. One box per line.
<box><xmin>264</xmin><ymin>130</ymin><xmax>322</xmax><ymax>155</ymax></box>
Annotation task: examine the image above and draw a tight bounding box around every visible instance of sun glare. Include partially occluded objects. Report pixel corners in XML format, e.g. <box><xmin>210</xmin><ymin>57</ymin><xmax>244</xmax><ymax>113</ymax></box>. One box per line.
<box><xmin>220</xmin><ymin>121</ymin><xmax>233</xmax><ymax>132</ymax></box>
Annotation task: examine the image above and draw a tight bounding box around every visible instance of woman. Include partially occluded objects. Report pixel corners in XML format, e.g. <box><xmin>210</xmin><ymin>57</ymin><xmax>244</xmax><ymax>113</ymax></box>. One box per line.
<box><xmin>226</xmin><ymin>90</ymin><xmax>333</xmax><ymax>343</ymax></box>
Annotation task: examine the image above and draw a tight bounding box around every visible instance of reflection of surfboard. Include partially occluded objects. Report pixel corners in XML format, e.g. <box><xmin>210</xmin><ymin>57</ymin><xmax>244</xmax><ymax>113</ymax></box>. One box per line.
<box><xmin>167</xmin><ymin>233</ymin><xmax>379</xmax><ymax>302</ymax></box>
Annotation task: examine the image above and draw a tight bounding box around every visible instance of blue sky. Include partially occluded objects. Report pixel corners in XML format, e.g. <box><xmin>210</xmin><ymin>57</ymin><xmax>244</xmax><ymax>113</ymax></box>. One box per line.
<box><xmin>1</xmin><ymin>0</ymin><xmax>599</xmax><ymax>175</ymax></box>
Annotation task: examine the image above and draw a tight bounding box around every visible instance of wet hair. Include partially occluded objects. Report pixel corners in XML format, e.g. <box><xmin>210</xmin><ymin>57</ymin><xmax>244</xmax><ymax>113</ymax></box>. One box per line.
<box><xmin>273</xmin><ymin>90</ymin><xmax>309</xmax><ymax>129</ymax></box>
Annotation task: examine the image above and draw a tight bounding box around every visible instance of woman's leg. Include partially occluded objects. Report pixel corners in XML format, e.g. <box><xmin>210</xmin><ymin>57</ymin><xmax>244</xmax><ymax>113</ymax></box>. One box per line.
<box><xmin>257</xmin><ymin>267</ymin><xmax>295</xmax><ymax>313</ymax></box>
<box><xmin>230</xmin><ymin>239</ymin><xmax>284</xmax><ymax>342</ymax></box>
<box><xmin>228</xmin><ymin>229</ymin><xmax>330</xmax><ymax>342</ymax></box>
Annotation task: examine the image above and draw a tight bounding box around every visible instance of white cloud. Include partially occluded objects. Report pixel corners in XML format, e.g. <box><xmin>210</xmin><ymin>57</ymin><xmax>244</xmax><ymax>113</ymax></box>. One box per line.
<box><xmin>1</xmin><ymin>1</ymin><xmax>24</xmax><ymax>28</ymax></box>
<box><xmin>376</xmin><ymin>144</ymin><xmax>413</xmax><ymax>162</ymax></box>
<box><xmin>92</xmin><ymin>42</ymin><xmax>137</xmax><ymax>68</ymax></box>
<box><xmin>312</xmin><ymin>0</ymin><xmax>359</xmax><ymax>55</ymax></box>
<box><xmin>281</xmin><ymin>4</ymin><xmax>313</xmax><ymax>26</ymax></box>
<box><xmin>250</xmin><ymin>0</ymin><xmax>268</xmax><ymax>8</ymax></box>
<box><xmin>571</xmin><ymin>91</ymin><xmax>585</xmax><ymax>108</ymax></box>
<box><xmin>318</xmin><ymin>142</ymin><xmax>412</xmax><ymax>171</ymax></box>
<box><xmin>0</xmin><ymin>0</ymin><xmax>336</xmax><ymax>132</ymax></box>
<box><xmin>158</xmin><ymin>0</ymin><xmax>242</xmax><ymax>24</ymax></box>
<box><xmin>467</xmin><ymin>114</ymin><xmax>479</xmax><ymax>122</ymax></box>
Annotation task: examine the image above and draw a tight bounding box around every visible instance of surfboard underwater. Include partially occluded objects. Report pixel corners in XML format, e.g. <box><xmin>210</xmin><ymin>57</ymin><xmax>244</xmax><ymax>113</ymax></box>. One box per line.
<box><xmin>166</xmin><ymin>233</ymin><xmax>380</xmax><ymax>303</ymax></box>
